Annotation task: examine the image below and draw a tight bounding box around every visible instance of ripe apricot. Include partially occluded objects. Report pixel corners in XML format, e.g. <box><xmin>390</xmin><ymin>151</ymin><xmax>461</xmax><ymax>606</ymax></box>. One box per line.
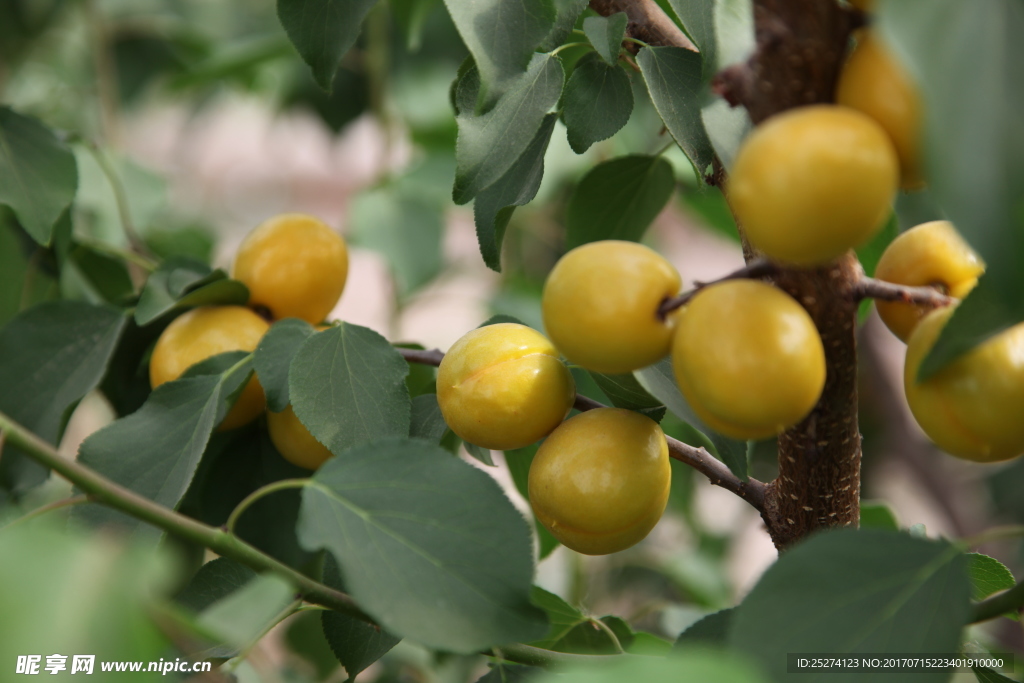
<box><xmin>437</xmin><ymin>323</ymin><xmax>575</xmax><ymax>450</ymax></box>
<box><xmin>528</xmin><ymin>408</ymin><xmax>671</xmax><ymax>555</ymax></box>
<box><xmin>232</xmin><ymin>214</ymin><xmax>349</xmax><ymax>324</ymax></box>
<box><xmin>874</xmin><ymin>221</ymin><xmax>984</xmax><ymax>341</ymax></box>
<box><xmin>837</xmin><ymin>31</ymin><xmax>924</xmax><ymax>190</ymax></box>
<box><xmin>728</xmin><ymin>105</ymin><xmax>898</xmax><ymax>265</ymax></box>
<box><xmin>542</xmin><ymin>240</ymin><xmax>681</xmax><ymax>374</ymax></box>
<box><xmin>149</xmin><ymin>306</ymin><xmax>269</xmax><ymax>430</ymax></box>
<box><xmin>267</xmin><ymin>405</ymin><xmax>334</xmax><ymax>470</ymax></box>
<box><xmin>905</xmin><ymin>307</ymin><xmax>1024</xmax><ymax>463</ymax></box>
<box><xmin>672</xmin><ymin>280</ymin><xmax>826</xmax><ymax>440</ymax></box>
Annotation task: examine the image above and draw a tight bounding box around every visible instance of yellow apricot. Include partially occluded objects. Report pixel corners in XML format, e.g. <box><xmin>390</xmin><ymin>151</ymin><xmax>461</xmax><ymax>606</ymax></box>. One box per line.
<box><xmin>542</xmin><ymin>240</ymin><xmax>681</xmax><ymax>374</ymax></box>
<box><xmin>149</xmin><ymin>306</ymin><xmax>269</xmax><ymax>430</ymax></box>
<box><xmin>728</xmin><ymin>105</ymin><xmax>898</xmax><ymax>266</ymax></box>
<box><xmin>267</xmin><ymin>405</ymin><xmax>334</xmax><ymax>470</ymax></box>
<box><xmin>837</xmin><ymin>30</ymin><xmax>924</xmax><ymax>190</ymax></box>
<box><xmin>874</xmin><ymin>221</ymin><xmax>984</xmax><ymax>341</ymax></box>
<box><xmin>528</xmin><ymin>408</ymin><xmax>671</xmax><ymax>555</ymax></box>
<box><xmin>905</xmin><ymin>306</ymin><xmax>1024</xmax><ymax>463</ymax></box>
<box><xmin>232</xmin><ymin>214</ymin><xmax>349</xmax><ymax>324</ymax></box>
<box><xmin>672</xmin><ymin>280</ymin><xmax>826</xmax><ymax>440</ymax></box>
<box><xmin>437</xmin><ymin>323</ymin><xmax>575</xmax><ymax>450</ymax></box>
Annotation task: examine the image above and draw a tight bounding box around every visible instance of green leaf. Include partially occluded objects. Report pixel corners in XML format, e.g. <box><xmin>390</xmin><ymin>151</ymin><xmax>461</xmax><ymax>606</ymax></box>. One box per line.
<box><xmin>627</xmin><ymin>631</ymin><xmax>674</xmax><ymax>655</ymax></box>
<box><xmin>530</xmin><ymin>586</ymin><xmax>585</xmax><ymax>647</ymax></box>
<box><xmin>474</xmin><ymin>113</ymin><xmax>557</xmax><ymax>271</ymax></box>
<box><xmin>856</xmin><ymin>213</ymin><xmax>900</xmax><ymax>320</ymax></box>
<box><xmin>583</xmin><ymin>13</ymin><xmax>627</xmax><ymax>65</ymax></box>
<box><xmin>410</xmin><ymin>393</ymin><xmax>448</xmax><ymax>443</ymax></box>
<box><xmin>565</xmin><ymin>155</ymin><xmax>674</xmax><ymax>249</ymax></box>
<box><xmin>63</xmin><ymin>244</ymin><xmax>134</xmax><ymax>305</ymax></box>
<box><xmin>729</xmin><ymin>529</ymin><xmax>971</xmax><ymax>683</ymax></box>
<box><xmin>289</xmin><ymin>323</ymin><xmax>411</xmax><ymax>456</ymax></box>
<box><xmin>464</xmin><ymin>441</ymin><xmax>496</xmax><ymax>466</ymax></box>
<box><xmin>973</xmin><ymin>666</ymin><xmax>1017</xmax><ymax>683</ymax></box>
<box><xmin>277</xmin><ymin>0</ymin><xmax>379</xmax><ymax>90</ymax></box>
<box><xmin>298</xmin><ymin>437</ymin><xmax>547</xmax><ymax>652</ymax></box>
<box><xmin>351</xmin><ymin>184</ymin><xmax>444</xmax><ymax>296</ymax></box>
<box><xmin>75</xmin><ymin>353</ymin><xmax>253</xmax><ymax>541</ymax></box>
<box><xmin>539</xmin><ymin>0</ymin><xmax>589</xmax><ymax>52</ymax></box>
<box><xmin>254</xmin><ymin>318</ymin><xmax>315</xmax><ymax>413</ymax></box>
<box><xmin>506</xmin><ymin>444</ymin><xmax>561</xmax><ymax>557</ymax></box>
<box><xmin>877</xmin><ymin>0</ymin><xmax>1024</xmax><ymax>378</ymax></box>
<box><xmin>135</xmin><ymin>259</ymin><xmax>249</xmax><ymax>326</ymax></box>
<box><xmin>667</xmin><ymin>0</ymin><xmax>715</xmax><ymax>75</ymax></box>
<box><xmin>859</xmin><ymin>501</ymin><xmax>899</xmax><ymax>530</ymax></box>
<box><xmin>967</xmin><ymin>552</ymin><xmax>1016</xmax><ymax>602</ymax></box>
<box><xmin>197</xmin><ymin>574</ymin><xmax>296</xmax><ymax>648</ymax></box>
<box><xmin>637</xmin><ymin>46</ymin><xmax>715</xmax><ymax>177</ymax></box>
<box><xmin>635</xmin><ymin>359</ymin><xmax>748</xmax><ymax>480</ymax></box>
<box><xmin>390</xmin><ymin>0</ymin><xmax>437</xmax><ymax>51</ymax></box>
<box><xmin>175</xmin><ymin>558</ymin><xmax>258</xmax><ymax>613</ymax></box>
<box><xmin>590</xmin><ymin>371</ymin><xmax>666</xmax><ymax>422</ymax></box>
<box><xmin>0</xmin><ymin>301</ymin><xmax>126</xmax><ymax>495</ymax></box>
<box><xmin>443</xmin><ymin>0</ymin><xmax>556</xmax><ymax>106</ymax></box>
<box><xmin>476</xmin><ymin>663</ymin><xmax>544</xmax><ymax>683</ymax></box>
<box><xmin>674</xmin><ymin>608</ymin><xmax>733</xmax><ymax>646</ymax></box>
<box><xmin>535</xmin><ymin>647</ymin><xmax>769</xmax><ymax>683</ymax></box>
<box><xmin>0</xmin><ymin>525</ymin><xmax>171</xmax><ymax>677</ymax></box>
<box><xmin>562</xmin><ymin>54</ymin><xmax>634</xmax><ymax>154</ymax></box>
<box><xmin>701</xmin><ymin>97</ymin><xmax>750</xmax><ymax>170</ymax></box>
<box><xmin>453</xmin><ymin>54</ymin><xmax>564</xmax><ymax>205</ymax></box>
<box><xmin>0</xmin><ymin>107</ymin><xmax>78</xmax><ymax>246</ymax></box>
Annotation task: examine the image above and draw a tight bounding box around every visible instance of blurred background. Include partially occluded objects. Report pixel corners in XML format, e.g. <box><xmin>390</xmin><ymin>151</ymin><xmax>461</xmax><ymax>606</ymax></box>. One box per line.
<box><xmin>2</xmin><ymin>0</ymin><xmax>1021</xmax><ymax>680</ymax></box>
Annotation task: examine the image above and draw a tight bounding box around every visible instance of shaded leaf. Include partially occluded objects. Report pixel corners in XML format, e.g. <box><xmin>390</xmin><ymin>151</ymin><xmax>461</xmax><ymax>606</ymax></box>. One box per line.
<box><xmin>534</xmin><ymin>647</ymin><xmax>769</xmax><ymax>683</ymax></box>
<box><xmin>277</xmin><ymin>0</ymin><xmax>378</xmax><ymax>90</ymax></box>
<box><xmin>254</xmin><ymin>318</ymin><xmax>316</xmax><ymax>413</ymax></box>
<box><xmin>674</xmin><ymin>608</ymin><xmax>733</xmax><ymax>646</ymax></box>
<box><xmin>476</xmin><ymin>663</ymin><xmax>544</xmax><ymax>683</ymax></box>
<box><xmin>539</xmin><ymin>0</ymin><xmax>589</xmax><ymax>52</ymax></box>
<box><xmin>0</xmin><ymin>107</ymin><xmax>78</xmax><ymax>246</ymax></box>
<box><xmin>973</xmin><ymin>666</ymin><xmax>1017</xmax><ymax>683</ymax></box>
<box><xmin>410</xmin><ymin>393</ymin><xmax>448</xmax><ymax>443</ymax></box>
<box><xmin>464</xmin><ymin>441</ymin><xmax>496</xmax><ymax>466</ymax></box>
<box><xmin>288</xmin><ymin>323</ymin><xmax>411</xmax><ymax>456</ymax></box>
<box><xmin>590</xmin><ymin>371</ymin><xmax>666</xmax><ymax>422</ymax></box>
<box><xmin>565</xmin><ymin>155</ymin><xmax>674</xmax><ymax>249</ymax></box>
<box><xmin>175</xmin><ymin>558</ymin><xmax>258</xmax><ymax>613</ymax></box>
<box><xmin>197</xmin><ymin>574</ymin><xmax>295</xmax><ymax>649</ymax></box>
<box><xmin>637</xmin><ymin>47</ymin><xmax>715</xmax><ymax>177</ymax></box>
<box><xmin>562</xmin><ymin>54</ymin><xmax>633</xmax><ymax>154</ymax></box>
<box><xmin>583</xmin><ymin>13</ymin><xmax>627</xmax><ymax>65</ymax></box>
<box><xmin>64</xmin><ymin>244</ymin><xmax>134</xmax><ymax>305</ymax></box>
<box><xmin>135</xmin><ymin>259</ymin><xmax>248</xmax><ymax>326</ymax></box>
<box><xmin>967</xmin><ymin>553</ymin><xmax>1016</xmax><ymax>602</ymax></box>
<box><xmin>474</xmin><ymin>113</ymin><xmax>557</xmax><ymax>271</ymax></box>
<box><xmin>298</xmin><ymin>437</ymin><xmax>547</xmax><ymax>653</ymax></box>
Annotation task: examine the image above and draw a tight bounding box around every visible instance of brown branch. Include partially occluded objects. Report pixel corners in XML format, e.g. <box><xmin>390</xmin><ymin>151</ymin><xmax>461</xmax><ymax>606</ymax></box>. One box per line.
<box><xmin>401</xmin><ymin>347</ymin><xmax>767</xmax><ymax>513</ymax></box>
<box><xmin>658</xmin><ymin>258</ymin><xmax>780</xmax><ymax>318</ymax></box>
<box><xmin>853</xmin><ymin>278</ymin><xmax>956</xmax><ymax>308</ymax></box>
<box><xmin>589</xmin><ymin>0</ymin><xmax>697</xmax><ymax>53</ymax></box>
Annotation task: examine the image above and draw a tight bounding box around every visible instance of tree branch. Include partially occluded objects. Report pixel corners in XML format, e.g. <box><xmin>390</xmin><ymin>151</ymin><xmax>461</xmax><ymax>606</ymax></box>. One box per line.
<box><xmin>589</xmin><ymin>0</ymin><xmax>697</xmax><ymax>52</ymax></box>
<box><xmin>399</xmin><ymin>348</ymin><xmax>767</xmax><ymax>513</ymax></box>
<box><xmin>971</xmin><ymin>579</ymin><xmax>1024</xmax><ymax>624</ymax></box>
<box><xmin>853</xmin><ymin>277</ymin><xmax>956</xmax><ymax>307</ymax></box>
<box><xmin>658</xmin><ymin>259</ymin><xmax>780</xmax><ymax>319</ymax></box>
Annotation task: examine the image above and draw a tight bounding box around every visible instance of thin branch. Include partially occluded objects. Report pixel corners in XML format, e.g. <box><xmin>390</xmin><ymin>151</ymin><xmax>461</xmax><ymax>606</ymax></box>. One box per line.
<box><xmin>658</xmin><ymin>258</ymin><xmax>780</xmax><ymax>319</ymax></box>
<box><xmin>971</xmin><ymin>579</ymin><xmax>1024</xmax><ymax>624</ymax></box>
<box><xmin>402</xmin><ymin>346</ymin><xmax>767</xmax><ymax>512</ymax></box>
<box><xmin>853</xmin><ymin>277</ymin><xmax>956</xmax><ymax>307</ymax></box>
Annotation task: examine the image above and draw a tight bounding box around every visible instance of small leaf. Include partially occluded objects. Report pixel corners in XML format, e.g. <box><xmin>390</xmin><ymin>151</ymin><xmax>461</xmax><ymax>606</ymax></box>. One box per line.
<box><xmin>565</xmin><ymin>155</ymin><xmax>674</xmax><ymax>249</ymax></box>
<box><xmin>967</xmin><ymin>552</ymin><xmax>1016</xmax><ymax>602</ymax></box>
<box><xmin>637</xmin><ymin>47</ymin><xmax>715</xmax><ymax>177</ymax></box>
<box><xmin>529</xmin><ymin>586</ymin><xmax>585</xmax><ymax>646</ymax></box>
<box><xmin>635</xmin><ymin>359</ymin><xmax>748</xmax><ymax>480</ymax></box>
<box><xmin>351</xmin><ymin>184</ymin><xmax>444</xmax><ymax>295</ymax></box>
<box><xmin>135</xmin><ymin>259</ymin><xmax>248</xmax><ymax>326</ymax></box>
<box><xmin>254</xmin><ymin>318</ymin><xmax>316</xmax><ymax>412</ymax></box>
<box><xmin>410</xmin><ymin>393</ymin><xmax>448</xmax><ymax>443</ymax></box>
<box><xmin>583</xmin><ymin>13</ymin><xmax>627</xmax><ymax>65</ymax></box>
<box><xmin>0</xmin><ymin>107</ymin><xmax>78</xmax><ymax>246</ymax></box>
<box><xmin>539</xmin><ymin>0</ymin><xmax>589</xmax><ymax>52</ymax></box>
<box><xmin>474</xmin><ymin>113</ymin><xmax>557</xmax><ymax>271</ymax></box>
<box><xmin>590</xmin><ymin>371</ymin><xmax>666</xmax><ymax>422</ymax></box>
<box><xmin>729</xmin><ymin>529</ymin><xmax>971</xmax><ymax>683</ymax></box>
<box><xmin>0</xmin><ymin>301</ymin><xmax>126</xmax><ymax>495</ymax></box>
<box><xmin>562</xmin><ymin>54</ymin><xmax>634</xmax><ymax>154</ymax></box>
<box><xmin>454</xmin><ymin>54</ymin><xmax>564</xmax><ymax>204</ymax></box>
<box><xmin>75</xmin><ymin>354</ymin><xmax>253</xmax><ymax>542</ymax></box>
<box><xmin>298</xmin><ymin>437</ymin><xmax>547</xmax><ymax>653</ymax></box>
<box><xmin>197</xmin><ymin>574</ymin><xmax>296</xmax><ymax>649</ymax></box>
<box><xmin>859</xmin><ymin>501</ymin><xmax>899</xmax><ymax>530</ymax></box>
<box><xmin>674</xmin><ymin>608</ymin><xmax>733</xmax><ymax>646</ymax></box>
<box><xmin>443</xmin><ymin>0</ymin><xmax>557</xmax><ymax>106</ymax></box>
<box><xmin>175</xmin><ymin>558</ymin><xmax>259</xmax><ymax>613</ymax></box>
<box><xmin>288</xmin><ymin>323</ymin><xmax>411</xmax><ymax>456</ymax></box>
<box><xmin>464</xmin><ymin>441</ymin><xmax>496</xmax><ymax>466</ymax></box>
<box><xmin>277</xmin><ymin>0</ymin><xmax>379</xmax><ymax>90</ymax></box>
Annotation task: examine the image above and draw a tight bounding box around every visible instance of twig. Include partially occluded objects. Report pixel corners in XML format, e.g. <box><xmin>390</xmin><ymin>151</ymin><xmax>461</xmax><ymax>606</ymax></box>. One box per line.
<box><xmin>589</xmin><ymin>0</ymin><xmax>697</xmax><ymax>52</ymax></box>
<box><xmin>401</xmin><ymin>346</ymin><xmax>768</xmax><ymax>513</ymax></box>
<box><xmin>658</xmin><ymin>259</ymin><xmax>780</xmax><ymax>319</ymax></box>
<box><xmin>225</xmin><ymin>479</ymin><xmax>310</xmax><ymax>534</ymax></box>
<box><xmin>971</xmin><ymin>579</ymin><xmax>1024</xmax><ymax>624</ymax></box>
<box><xmin>853</xmin><ymin>277</ymin><xmax>956</xmax><ymax>307</ymax></box>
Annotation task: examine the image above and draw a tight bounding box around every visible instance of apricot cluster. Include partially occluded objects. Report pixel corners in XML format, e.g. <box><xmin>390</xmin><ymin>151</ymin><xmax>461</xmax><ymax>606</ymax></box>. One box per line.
<box><xmin>149</xmin><ymin>213</ymin><xmax>348</xmax><ymax>470</ymax></box>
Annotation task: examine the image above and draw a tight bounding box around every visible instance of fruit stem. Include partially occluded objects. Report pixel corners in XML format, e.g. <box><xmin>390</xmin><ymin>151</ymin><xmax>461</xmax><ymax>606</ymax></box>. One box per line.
<box><xmin>658</xmin><ymin>258</ymin><xmax>779</xmax><ymax>319</ymax></box>
<box><xmin>853</xmin><ymin>277</ymin><xmax>956</xmax><ymax>307</ymax></box>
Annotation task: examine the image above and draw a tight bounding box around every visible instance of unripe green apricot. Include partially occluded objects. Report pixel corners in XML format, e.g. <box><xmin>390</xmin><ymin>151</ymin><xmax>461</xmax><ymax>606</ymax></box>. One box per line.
<box><xmin>529</xmin><ymin>408</ymin><xmax>671</xmax><ymax>555</ymax></box>
<box><xmin>437</xmin><ymin>323</ymin><xmax>575</xmax><ymax>451</ymax></box>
